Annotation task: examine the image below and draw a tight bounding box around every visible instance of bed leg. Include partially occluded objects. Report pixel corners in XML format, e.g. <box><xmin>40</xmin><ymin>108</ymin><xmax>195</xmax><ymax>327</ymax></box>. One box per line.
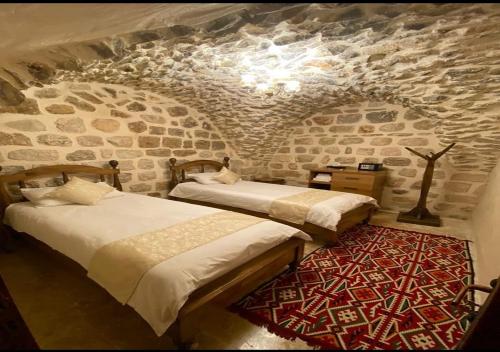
<box><xmin>290</xmin><ymin>242</ymin><xmax>304</xmax><ymax>271</ymax></box>
<box><xmin>171</xmin><ymin>317</ymin><xmax>196</xmax><ymax>350</ymax></box>
<box><xmin>362</xmin><ymin>207</ymin><xmax>374</xmax><ymax>225</ymax></box>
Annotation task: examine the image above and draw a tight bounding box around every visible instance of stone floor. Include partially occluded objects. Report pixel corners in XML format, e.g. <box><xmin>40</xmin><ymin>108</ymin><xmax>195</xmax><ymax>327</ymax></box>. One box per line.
<box><xmin>0</xmin><ymin>210</ymin><xmax>474</xmax><ymax>350</ymax></box>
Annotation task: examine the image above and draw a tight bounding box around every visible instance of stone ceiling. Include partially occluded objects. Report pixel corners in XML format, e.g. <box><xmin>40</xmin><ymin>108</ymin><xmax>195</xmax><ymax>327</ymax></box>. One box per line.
<box><xmin>1</xmin><ymin>3</ymin><xmax>500</xmax><ymax>172</ymax></box>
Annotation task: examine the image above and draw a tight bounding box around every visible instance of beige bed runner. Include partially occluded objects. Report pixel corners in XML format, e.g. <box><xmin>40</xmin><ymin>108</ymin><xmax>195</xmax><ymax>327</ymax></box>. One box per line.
<box><xmin>87</xmin><ymin>211</ymin><xmax>266</xmax><ymax>304</ymax></box>
<box><xmin>269</xmin><ymin>189</ymin><xmax>342</xmax><ymax>225</ymax></box>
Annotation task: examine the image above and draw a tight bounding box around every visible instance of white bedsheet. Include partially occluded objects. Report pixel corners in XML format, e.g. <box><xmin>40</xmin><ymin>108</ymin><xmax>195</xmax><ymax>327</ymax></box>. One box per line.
<box><xmin>3</xmin><ymin>193</ymin><xmax>310</xmax><ymax>336</ymax></box>
<box><xmin>169</xmin><ymin>181</ymin><xmax>378</xmax><ymax>231</ymax></box>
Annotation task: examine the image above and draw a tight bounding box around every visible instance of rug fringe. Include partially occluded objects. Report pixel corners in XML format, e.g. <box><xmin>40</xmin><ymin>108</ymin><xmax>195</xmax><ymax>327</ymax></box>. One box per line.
<box><xmin>229</xmin><ymin>305</ymin><xmax>340</xmax><ymax>350</ymax></box>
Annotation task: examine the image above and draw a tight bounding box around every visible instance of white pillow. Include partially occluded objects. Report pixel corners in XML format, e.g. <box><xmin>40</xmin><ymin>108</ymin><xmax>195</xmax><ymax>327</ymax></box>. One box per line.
<box><xmin>212</xmin><ymin>167</ymin><xmax>241</xmax><ymax>185</ymax></box>
<box><xmin>96</xmin><ymin>182</ymin><xmax>125</xmax><ymax>199</ymax></box>
<box><xmin>187</xmin><ymin>172</ymin><xmax>222</xmax><ymax>185</ymax></box>
<box><xmin>44</xmin><ymin>177</ymin><xmax>113</xmax><ymax>205</ymax></box>
<box><xmin>21</xmin><ymin>187</ymin><xmax>74</xmax><ymax>207</ymax></box>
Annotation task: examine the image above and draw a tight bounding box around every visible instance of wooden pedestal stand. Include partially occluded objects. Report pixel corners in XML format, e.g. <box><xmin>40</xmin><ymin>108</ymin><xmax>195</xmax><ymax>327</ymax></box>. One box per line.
<box><xmin>397</xmin><ymin>143</ymin><xmax>455</xmax><ymax>227</ymax></box>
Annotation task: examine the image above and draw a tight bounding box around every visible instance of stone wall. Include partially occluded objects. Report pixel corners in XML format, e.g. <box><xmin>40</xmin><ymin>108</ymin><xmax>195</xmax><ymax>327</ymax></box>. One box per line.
<box><xmin>0</xmin><ymin>81</ymin><xmax>248</xmax><ymax>197</ymax></box>
<box><xmin>266</xmin><ymin>101</ymin><xmax>488</xmax><ymax>220</ymax></box>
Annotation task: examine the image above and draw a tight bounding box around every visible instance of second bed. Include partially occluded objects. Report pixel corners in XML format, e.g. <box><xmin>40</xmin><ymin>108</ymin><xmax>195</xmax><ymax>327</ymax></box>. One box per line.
<box><xmin>168</xmin><ymin>157</ymin><xmax>378</xmax><ymax>244</ymax></box>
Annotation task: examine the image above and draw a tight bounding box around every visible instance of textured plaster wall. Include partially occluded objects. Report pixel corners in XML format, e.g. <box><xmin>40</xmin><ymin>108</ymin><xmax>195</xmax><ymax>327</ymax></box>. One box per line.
<box><xmin>266</xmin><ymin>101</ymin><xmax>489</xmax><ymax>220</ymax></box>
<box><xmin>0</xmin><ymin>82</ymin><xmax>249</xmax><ymax>197</ymax></box>
<box><xmin>471</xmin><ymin>159</ymin><xmax>500</xmax><ymax>286</ymax></box>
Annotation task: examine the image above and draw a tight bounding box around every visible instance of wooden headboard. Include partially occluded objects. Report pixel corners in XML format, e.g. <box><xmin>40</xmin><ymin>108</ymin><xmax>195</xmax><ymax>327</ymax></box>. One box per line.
<box><xmin>0</xmin><ymin>160</ymin><xmax>122</xmax><ymax>214</ymax></box>
<box><xmin>168</xmin><ymin>157</ymin><xmax>229</xmax><ymax>189</ymax></box>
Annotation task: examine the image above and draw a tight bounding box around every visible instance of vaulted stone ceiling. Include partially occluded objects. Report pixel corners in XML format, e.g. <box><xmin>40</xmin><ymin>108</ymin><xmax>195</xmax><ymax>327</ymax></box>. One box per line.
<box><xmin>1</xmin><ymin>3</ymin><xmax>500</xmax><ymax>173</ymax></box>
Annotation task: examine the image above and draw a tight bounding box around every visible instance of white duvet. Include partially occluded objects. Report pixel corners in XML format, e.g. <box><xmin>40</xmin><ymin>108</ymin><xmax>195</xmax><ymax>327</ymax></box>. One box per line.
<box><xmin>3</xmin><ymin>193</ymin><xmax>310</xmax><ymax>336</ymax></box>
<box><xmin>169</xmin><ymin>181</ymin><xmax>378</xmax><ymax>231</ymax></box>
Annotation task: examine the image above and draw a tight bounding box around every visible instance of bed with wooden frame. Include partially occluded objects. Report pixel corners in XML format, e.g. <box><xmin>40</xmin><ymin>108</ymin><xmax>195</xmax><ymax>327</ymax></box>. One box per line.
<box><xmin>0</xmin><ymin>160</ymin><xmax>305</xmax><ymax>348</ymax></box>
<box><xmin>167</xmin><ymin>157</ymin><xmax>376</xmax><ymax>245</ymax></box>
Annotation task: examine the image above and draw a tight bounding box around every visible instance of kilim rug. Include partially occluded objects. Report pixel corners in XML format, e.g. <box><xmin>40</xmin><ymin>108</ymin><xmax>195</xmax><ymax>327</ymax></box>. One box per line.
<box><xmin>230</xmin><ymin>224</ymin><xmax>474</xmax><ymax>350</ymax></box>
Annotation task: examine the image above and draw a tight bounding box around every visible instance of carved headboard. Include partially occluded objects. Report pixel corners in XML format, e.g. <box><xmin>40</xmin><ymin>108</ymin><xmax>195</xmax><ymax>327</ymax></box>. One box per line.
<box><xmin>0</xmin><ymin>160</ymin><xmax>122</xmax><ymax>215</ymax></box>
<box><xmin>168</xmin><ymin>157</ymin><xmax>229</xmax><ymax>189</ymax></box>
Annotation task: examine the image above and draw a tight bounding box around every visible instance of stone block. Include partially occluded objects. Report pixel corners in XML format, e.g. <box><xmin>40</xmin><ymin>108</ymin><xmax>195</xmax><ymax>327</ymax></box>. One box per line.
<box><xmin>366</xmin><ymin>111</ymin><xmax>397</xmax><ymax>123</ymax></box>
<box><xmin>149</xmin><ymin>126</ymin><xmax>166</xmax><ymax>135</ymax></box>
<box><xmin>294</xmin><ymin>137</ymin><xmax>314</xmax><ymax>145</ymax></box>
<box><xmin>370</xmin><ymin>137</ymin><xmax>392</xmax><ymax>146</ymax></box>
<box><xmin>162</xmin><ymin>137</ymin><xmax>182</xmax><ymax>148</ymax></box>
<box><xmin>138</xmin><ymin>171</ymin><xmax>157</xmax><ymax>181</ymax></box>
<box><xmin>337</xmin><ymin>114</ymin><xmax>362</xmax><ymax>124</ymax></box>
<box><xmin>5</xmin><ymin>119</ymin><xmax>46</xmax><ymax>132</ymax></box>
<box><xmin>127</xmin><ymin>102</ymin><xmax>147</xmax><ymax>112</ymax></box>
<box><xmin>295</xmin><ymin>154</ymin><xmax>315</xmax><ymax>163</ymax></box>
<box><xmin>167</xmin><ymin>106</ymin><xmax>188</xmax><ymax>117</ymax></box>
<box><xmin>65</xmin><ymin>96</ymin><xmax>96</xmax><ymax>112</ymax></box>
<box><xmin>195</xmin><ymin>140</ymin><xmax>210</xmax><ymax>150</ymax></box>
<box><xmin>45</xmin><ymin>104</ymin><xmax>75</xmax><ymax>114</ymax></box>
<box><xmin>173</xmin><ymin>149</ymin><xmax>197</xmax><ymax>157</ymax></box>
<box><xmin>92</xmin><ymin>119</ymin><xmax>120</xmax><ymax>133</ymax></box>
<box><xmin>380</xmin><ymin>123</ymin><xmax>405</xmax><ymax>132</ymax></box>
<box><xmin>0</xmin><ymin>132</ymin><xmax>32</xmax><ymax>146</ymax></box>
<box><xmin>66</xmin><ymin>150</ymin><xmax>96</xmax><ymax>161</ymax></box>
<box><xmin>110</xmin><ymin>109</ymin><xmax>132</xmax><ymax>118</ymax></box>
<box><xmin>357</xmin><ymin>147</ymin><xmax>375</xmax><ymax>155</ymax></box>
<box><xmin>383</xmin><ymin>157</ymin><xmax>411</xmax><ymax>166</ymax></box>
<box><xmin>146</xmin><ymin>149</ymin><xmax>171</xmax><ymax>157</ymax></box>
<box><xmin>339</xmin><ymin>137</ymin><xmax>364</xmax><ymax>145</ymax></box>
<box><xmin>8</xmin><ymin>149</ymin><xmax>58</xmax><ymax>161</ymax></box>
<box><xmin>116</xmin><ymin>149</ymin><xmax>144</xmax><ymax>159</ymax></box>
<box><xmin>56</xmin><ymin>117</ymin><xmax>86</xmax><ymax>133</ymax></box>
<box><xmin>138</xmin><ymin>136</ymin><xmax>161</xmax><ymax>148</ymax></box>
<box><xmin>168</xmin><ymin>128</ymin><xmax>184</xmax><ymax>137</ymax></box>
<box><xmin>77</xmin><ymin>136</ymin><xmax>103</xmax><ymax>147</ymax></box>
<box><xmin>138</xmin><ymin>159</ymin><xmax>155</xmax><ymax>169</ymax></box>
<box><xmin>34</xmin><ymin>88</ymin><xmax>60</xmax><ymax>99</ymax></box>
<box><xmin>72</xmin><ymin>91</ymin><xmax>103</xmax><ymax>104</ymax></box>
<box><xmin>129</xmin><ymin>183</ymin><xmax>152</xmax><ymax>192</ymax></box>
<box><xmin>329</xmin><ymin>125</ymin><xmax>356</xmax><ymax>133</ymax></box>
<box><xmin>211</xmin><ymin>141</ymin><xmax>225</xmax><ymax>150</ymax></box>
<box><xmin>141</xmin><ymin>114</ymin><xmax>166</xmax><ymax>124</ymax></box>
<box><xmin>181</xmin><ymin>116</ymin><xmax>198</xmax><ymax>128</ymax></box>
<box><xmin>312</xmin><ymin>115</ymin><xmax>334</xmax><ymax>125</ymax></box>
<box><xmin>37</xmin><ymin>134</ymin><xmax>72</xmax><ymax>147</ymax></box>
<box><xmin>107</xmin><ymin>136</ymin><xmax>133</xmax><ymax>147</ymax></box>
<box><xmin>128</xmin><ymin>121</ymin><xmax>147</xmax><ymax>133</ymax></box>
<box><xmin>398</xmin><ymin>138</ymin><xmax>428</xmax><ymax>146</ymax></box>
<box><xmin>380</xmin><ymin>147</ymin><xmax>402</xmax><ymax>156</ymax></box>
<box><xmin>318</xmin><ymin>137</ymin><xmax>336</xmax><ymax>145</ymax></box>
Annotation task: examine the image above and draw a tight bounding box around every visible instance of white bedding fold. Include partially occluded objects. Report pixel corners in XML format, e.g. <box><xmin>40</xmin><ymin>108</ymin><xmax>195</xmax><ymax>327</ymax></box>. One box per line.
<box><xmin>169</xmin><ymin>180</ymin><xmax>378</xmax><ymax>231</ymax></box>
<box><xmin>4</xmin><ymin>193</ymin><xmax>310</xmax><ymax>336</ymax></box>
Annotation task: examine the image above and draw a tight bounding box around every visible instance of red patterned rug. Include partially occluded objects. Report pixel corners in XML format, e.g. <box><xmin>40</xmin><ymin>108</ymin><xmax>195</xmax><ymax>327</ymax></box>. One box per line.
<box><xmin>230</xmin><ymin>224</ymin><xmax>474</xmax><ymax>350</ymax></box>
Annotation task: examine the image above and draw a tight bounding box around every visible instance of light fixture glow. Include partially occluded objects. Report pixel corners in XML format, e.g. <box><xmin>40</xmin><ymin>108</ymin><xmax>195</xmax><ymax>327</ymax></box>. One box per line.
<box><xmin>285</xmin><ymin>80</ymin><xmax>300</xmax><ymax>92</ymax></box>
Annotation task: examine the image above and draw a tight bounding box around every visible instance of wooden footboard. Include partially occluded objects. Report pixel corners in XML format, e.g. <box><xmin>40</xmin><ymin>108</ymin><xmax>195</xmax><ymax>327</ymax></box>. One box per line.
<box><xmin>170</xmin><ymin>236</ymin><xmax>305</xmax><ymax>348</ymax></box>
<box><xmin>168</xmin><ymin>195</ymin><xmax>374</xmax><ymax>245</ymax></box>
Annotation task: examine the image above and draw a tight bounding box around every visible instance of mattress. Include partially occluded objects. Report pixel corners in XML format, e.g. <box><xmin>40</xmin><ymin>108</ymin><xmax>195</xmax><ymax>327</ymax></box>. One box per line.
<box><xmin>3</xmin><ymin>192</ymin><xmax>310</xmax><ymax>336</ymax></box>
<box><xmin>169</xmin><ymin>180</ymin><xmax>378</xmax><ymax>231</ymax></box>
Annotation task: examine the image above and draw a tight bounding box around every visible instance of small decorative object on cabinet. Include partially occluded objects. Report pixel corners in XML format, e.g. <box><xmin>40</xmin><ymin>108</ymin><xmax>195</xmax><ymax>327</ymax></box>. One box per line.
<box><xmin>397</xmin><ymin>143</ymin><xmax>455</xmax><ymax>227</ymax></box>
<box><xmin>252</xmin><ymin>176</ymin><xmax>285</xmax><ymax>185</ymax></box>
<box><xmin>308</xmin><ymin>167</ymin><xmax>386</xmax><ymax>204</ymax></box>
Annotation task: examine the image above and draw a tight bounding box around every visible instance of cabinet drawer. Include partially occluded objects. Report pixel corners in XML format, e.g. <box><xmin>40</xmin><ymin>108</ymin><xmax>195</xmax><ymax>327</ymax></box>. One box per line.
<box><xmin>333</xmin><ymin>177</ymin><xmax>374</xmax><ymax>190</ymax></box>
<box><xmin>332</xmin><ymin>185</ymin><xmax>373</xmax><ymax>196</ymax></box>
<box><xmin>333</xmin><ymin>173</ymin><xmax>373</xmax><ymax>183</ymax></box>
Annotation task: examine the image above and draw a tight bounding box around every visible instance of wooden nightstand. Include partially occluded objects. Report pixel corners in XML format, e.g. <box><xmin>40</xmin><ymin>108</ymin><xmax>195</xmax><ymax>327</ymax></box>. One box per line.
<box><xmin>308</xmin><ymin>167</ymin><xmax>386</xmax><ymax>204</ymax></box>
<box><xmin>253</xmin><ymin>176</ymin><xmax>286</xmax><ymax>185</ymax></box>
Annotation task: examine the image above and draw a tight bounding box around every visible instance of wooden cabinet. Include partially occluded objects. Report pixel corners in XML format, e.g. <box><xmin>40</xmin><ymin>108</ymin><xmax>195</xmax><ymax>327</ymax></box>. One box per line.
<box><xmin>308</xmin><ymin>167</ymin><xmax>386</xmax><ymax>203</ymax></box>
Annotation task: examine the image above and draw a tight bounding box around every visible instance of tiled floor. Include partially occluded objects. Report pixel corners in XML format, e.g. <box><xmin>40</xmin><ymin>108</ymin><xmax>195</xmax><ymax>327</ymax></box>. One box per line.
<box><xmin>0</xmin><ymin>210</ymin><xmax>473</xmax><ymax>349</ymax></box>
